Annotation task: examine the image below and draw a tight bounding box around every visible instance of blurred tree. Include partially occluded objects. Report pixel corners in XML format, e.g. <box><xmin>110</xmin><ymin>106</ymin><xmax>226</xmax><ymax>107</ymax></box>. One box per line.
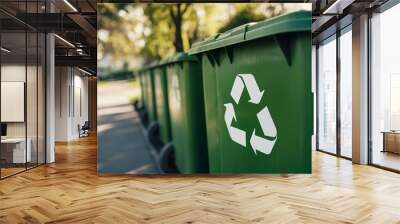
<box><xmin>98</xmin><ymin>3</ymin><xmax>294</xmax><ymax>69</ymax></box>
<box><xmin>169</xmin><ymin>3</ymin><xmax>191</xmax><ymax>52</ymax></box>
<box><xmin>218</xmin><ymin>4</ymin><xmax>286</xmax><ymax>33</ymax></box>
<box><xmin>98</xmin><ymin>4</ymin><xmax>142</xmax><ymax>61</ymax></box>
<box><xmin>99</xmin><ymin>3</ymin><xmax>224</xmax><ymax>65</ymax></box>
<box><xmin>218</xmin><ymin>7</ymin><xmax>265</xmax><ymax>33</ymax></box>
<box><xmin>141</xmin><ymin>4</ymin><xmax>197</xmax><ymax>60</ymax></box>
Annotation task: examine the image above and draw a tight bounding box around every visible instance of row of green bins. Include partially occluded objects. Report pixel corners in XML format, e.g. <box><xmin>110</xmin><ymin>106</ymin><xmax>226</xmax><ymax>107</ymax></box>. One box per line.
<box><xmin>137</xmin><ymin>69</ymin><xmax>145</xmax><ymax>109</ymax></box>
<box><xmin>140</xmin><ymin>63</ymin><xmax>158</xmax><ymax>123</ymax></box>
<box><xmin>188</xmin><ymin>11</ymin><xmax>312</xmax><ymax>173</ymax></box>
<box><xmin>152</xmin><ymin>60</ymin><xmax>172</xmax><ymax>146</ymax></box>
<box><xmin>165</xmin><ymin>53</ymin><xmax>208</xmax><ymax>173</ymax></box>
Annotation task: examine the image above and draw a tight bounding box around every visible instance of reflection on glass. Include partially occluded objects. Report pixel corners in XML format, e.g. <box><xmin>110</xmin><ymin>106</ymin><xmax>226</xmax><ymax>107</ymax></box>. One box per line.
<box><xmin>318</xmin><ymin>36</ymin><xmax>337</xmax><ymax>154</ymax></box>
<box><xmin>0</xmin><ymin>1</ymin><xmax>47</xmax><ymax>179</ymax></box>
<box><xmin>371</xmin><ymin>3</ymin><xmax>400</xmax><ymax>171</ymax></box>
<box><xmin>1</xmin><ymin>31</ymin><xmax>27</xmax><ymax>177</ymax></box>
<box><xmin>340</xmin><ymin>28</ymin><xmax>352</xmax><ymax>158</ymax></box>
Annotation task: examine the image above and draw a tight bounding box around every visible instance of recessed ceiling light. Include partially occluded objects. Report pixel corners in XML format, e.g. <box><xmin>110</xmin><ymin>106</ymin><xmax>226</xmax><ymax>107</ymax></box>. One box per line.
<box><xmin>54</xmin><ymin>34</ymin><xmax>75</xmax><ymax>48</ymax></box>
<box><xmin>63</xmin><ymin>0</ymin><xmax>78</xmax><ymax>12</ymax></box>
<box><xmin>1</xmin><ymin>47</ymin><xmax>11</xmax><ymax>53</ymax></box>
<box><xmin>78</xmin><ymin>67</ymin><xmax>93</xmax><ymax>76</ymax></box>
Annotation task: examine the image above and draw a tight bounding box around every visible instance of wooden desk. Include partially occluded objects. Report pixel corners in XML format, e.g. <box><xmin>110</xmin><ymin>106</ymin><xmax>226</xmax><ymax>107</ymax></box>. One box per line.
<box><xmin>1</xmin><ymin>138</ymin><xmax>32</xmax><ymax>163</ymax></box>
<box><xmin>382</xmin><ymin>131</ymin><xmax>400</xmax><ymax>154</ymax></box>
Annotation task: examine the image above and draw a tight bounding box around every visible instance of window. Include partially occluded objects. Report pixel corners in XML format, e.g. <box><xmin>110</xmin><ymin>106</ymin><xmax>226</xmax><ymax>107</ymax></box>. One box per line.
<box><xmin>317</xmin><ymin>36</ymin><xmax>337</xmax><ymax>154</ymax></box>
<box><xmin>370</xmin><ymin>3</ymin><xmax>400</xmax><ymax>171</ymax></box>
<box><xmin>339</xmin><ymin>27</ymin><xmax>352</xmax><ymax>158</ymax></box>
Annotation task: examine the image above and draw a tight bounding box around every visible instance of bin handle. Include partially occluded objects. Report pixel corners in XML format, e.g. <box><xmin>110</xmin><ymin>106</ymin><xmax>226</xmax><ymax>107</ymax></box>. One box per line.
<box><xmin>243</xmin><ymin>23</ymin><xmax>256</xmax><ymax>40</ymax></box>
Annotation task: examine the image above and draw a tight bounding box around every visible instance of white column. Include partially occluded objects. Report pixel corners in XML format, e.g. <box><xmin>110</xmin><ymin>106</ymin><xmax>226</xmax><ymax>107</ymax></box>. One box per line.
<box><xmin>352</xmin><ymin>14</ymin><xmax>369</xmax><ymax>164</ymax></box>
<box><xmin>46</xmin><ymin>33</ymin><xmax>55</xmax><ymax>163</ymax></box>
<box><xmin>46</xmin><ymin>0</ymin><xmax>55</xmax><ymax>163</ymax></box>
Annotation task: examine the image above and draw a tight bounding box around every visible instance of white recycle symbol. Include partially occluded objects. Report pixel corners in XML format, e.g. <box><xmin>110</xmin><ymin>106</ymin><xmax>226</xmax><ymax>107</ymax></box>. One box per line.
<box><xmin>224</xmin><ymin>74</ymin><xmax>277</xmax><ymax>155</ymax></box>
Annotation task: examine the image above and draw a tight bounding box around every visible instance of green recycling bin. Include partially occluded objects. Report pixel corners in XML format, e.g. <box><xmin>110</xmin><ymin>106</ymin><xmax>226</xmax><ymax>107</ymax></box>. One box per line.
<box><xmin>138</xmin><ymin>69</ymin><xmax>145</xmax><ymax>109</ymax></box>
<box><xmin>141</xmin><ymin>63</ymin><xmax>158</xmax><ymax>122</ymax></box>
<box><xmin>153</xmin><ymin>61</ymin><xmax>172</xmax><ymax>144</ymax></box>
<box><xmin>189</xmin><ymin>11</ymin><xmax>312</xmax><ymax>173</ymax></box>
<box><xmin>165</xmin><ymin>53</ymin><xmax>208</xmax><ymax>173</ymax></box>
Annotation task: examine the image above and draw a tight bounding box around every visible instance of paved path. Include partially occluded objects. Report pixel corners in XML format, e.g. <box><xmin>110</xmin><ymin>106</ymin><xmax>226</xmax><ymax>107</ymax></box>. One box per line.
<box><xmin>97</xmin><ymin>80</ymin><xmax>159</xmax><ymax>174</ymax></box>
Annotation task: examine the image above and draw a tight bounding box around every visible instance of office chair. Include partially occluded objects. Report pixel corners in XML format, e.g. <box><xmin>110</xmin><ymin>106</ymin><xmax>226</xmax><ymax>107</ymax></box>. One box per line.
<box><xmin>79</xmin><ymin>121</ymin><xmax>90</xmax><ymax>138</ymax></box>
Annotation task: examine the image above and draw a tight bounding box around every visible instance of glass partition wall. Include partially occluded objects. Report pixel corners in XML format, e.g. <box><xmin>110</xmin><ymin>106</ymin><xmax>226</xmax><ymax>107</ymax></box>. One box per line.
<box><xmin>316</xmin><ymin>26</ymin><xmax>352</xmax><ymax>159</ymax></box>
<box><xmin>370</xmin><ymin>3</ymin><xmax>400</xmax><ymax>171</ymax></box>
<box><xmin>0</xmin><ymin>2</ymin><xmax>46</xmax><ymax>179</ymax></box>
<box><xmin>317</xmin><ymin>35</ymin><xmax>337</xmax><ymax>155</ymax></box>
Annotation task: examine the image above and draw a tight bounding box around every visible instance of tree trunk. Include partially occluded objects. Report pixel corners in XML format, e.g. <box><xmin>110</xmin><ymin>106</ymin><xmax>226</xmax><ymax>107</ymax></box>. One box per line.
<box><xmin>174</xmin><ymin>18</ymin><xmax>183</xmax><ymax>52</ymax></box>
<box><xmin>172</xmin><ymin>4</ymin><xmax>184</xmax><ymax>52</ymax></box>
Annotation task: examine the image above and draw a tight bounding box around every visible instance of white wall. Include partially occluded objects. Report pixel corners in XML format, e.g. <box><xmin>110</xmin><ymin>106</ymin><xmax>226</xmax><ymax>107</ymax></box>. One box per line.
<box><xmin>54</xmin><ymin>67</ymin><xmax>89</xmax><ymax>141</ymax></box>
<box><xmin>2</xmin><ymin>63</ymin><xmax>46</xmax><ymax>164</ymax></box>
<box><xmin>55</xmin><ymin>66</ymin><xmax>70</xmax><ymax>141</ymax></box>
<box><xmin>1</xmin><ymin>65</ymin><xmax>28</xmax><ymax>138</ymax></box>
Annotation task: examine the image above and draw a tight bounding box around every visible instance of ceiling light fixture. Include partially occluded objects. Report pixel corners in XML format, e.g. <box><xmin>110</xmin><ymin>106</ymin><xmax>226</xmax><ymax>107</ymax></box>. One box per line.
<box><xmin>63</xmin><ymin>0</ymin><xmax>78</xmax><ymax>12</ymax></box>
<box><xmin>1</xmin><ymin>47</ymin><xmax>11</xmax><ymax>53</ymax></box>
<box><xmin>54</xmin><ymin>34</ymin><xmax>75</xmax><ymax>48</ymax></box>
<box><xmin>322</xmin><ymin>0</ymin><xmax>354</xmax><ymax>15</ymax></box>
<box><xmin>78</xmin><ymin>67</ymin><xmax>93</xmax><ymax>76</ymax></box>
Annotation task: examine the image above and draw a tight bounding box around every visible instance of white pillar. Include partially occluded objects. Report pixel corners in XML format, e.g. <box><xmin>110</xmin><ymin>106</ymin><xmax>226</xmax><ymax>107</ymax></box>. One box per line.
<box><xmin>46</xmin><ymin>0</ymin><xmax>55</xmax><ymax>163</ymax></box>
<box><xmin>46</xmin><ymin>33</ymin><xmax>55</xmax><ymax>163</ymax></box>
<box><xmin>352</xmin><ymin>14</ymin><xmax>369</xmax><ymax>164</ymax></box>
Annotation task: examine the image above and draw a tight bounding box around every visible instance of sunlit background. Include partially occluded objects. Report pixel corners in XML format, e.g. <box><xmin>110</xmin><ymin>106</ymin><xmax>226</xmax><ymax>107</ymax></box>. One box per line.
<box><xmin>98</xmin><ymin>3</ymin><xmax>310</xmax><ymax>75</ymax></box>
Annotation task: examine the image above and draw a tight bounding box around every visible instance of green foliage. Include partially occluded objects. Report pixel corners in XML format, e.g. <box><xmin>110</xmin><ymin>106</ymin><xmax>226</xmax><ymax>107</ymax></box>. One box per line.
<box><xmin>218</xmin><ymin>4</ymin><xmax>286</xmax><ymax>33</ymax></box>
<box><xmin>218</xmin><ymin>8</ymin><xmax>266</xmax><ymax>33</ymax></box>
<box><xmin>98</xmin><ymin>4</ymin><xmax>142</xmax><ymax>61</ymax></box>
<box><xmin>98</xmin><ymin>3</ymin><xmax>291</xmax><ymax>68</ymax></box>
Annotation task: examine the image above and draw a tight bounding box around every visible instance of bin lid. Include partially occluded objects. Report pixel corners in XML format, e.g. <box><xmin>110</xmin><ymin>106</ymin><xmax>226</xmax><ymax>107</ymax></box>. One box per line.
<box><xmin>188</xmin><ymin>10</ymin><xmax>310</xmax><ymax>55</ymax></box>
<box><xmin>162</xmin><ymin>52</ymin><xmax>198</xmax><ymax>66</ymax></box>
<box><xmin>138</xmin><ymin>61</ymin><xmax>159</xmax><ymax>73</ymax></box>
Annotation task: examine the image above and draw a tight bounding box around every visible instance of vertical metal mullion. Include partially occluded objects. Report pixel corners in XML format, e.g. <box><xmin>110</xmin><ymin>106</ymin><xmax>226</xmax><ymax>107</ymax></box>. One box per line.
<box><xmin>60</xmin><ymin>68</ymin><xmax>62</xmax><ymax>117</ymax></box>
<box><xmin>367</xmin><ymin>11</ymin><xmax>373</xmax><ymax>165</ymax></box>
<box><xmin>68</xmin><ymin>69</ymin><xmax>71</xmax><ymax>118</ymax></box>
<box><xmin>316</xmin><ymin>44</ymin><xmax>320</xmax><ymax>151</ymax></box>
<box><xmin>36</xmin><ymin>0</ymin><xmax>39</xmax><ymax>167</ymax></box>
<box><xmin>336</xmin><ymin>29</ymin><xmax>341</xmax><ymax>157</ymax></box>
<box><xmin>25</xmin><ymin>0</ymin><xmax>28</xmax><ymax>171</ymax></box>
<box><xmin>73</xmin><ymin>68</ymin><xmax>75</xmax><ymax>118</ymax></box>
<box><xmin>44</xmin><ymin>0</ymin><xmax>48</xmax><ymax>164</ymax></box>
<box><xmin>44</xmin><ymin>35</ymin><xmax>47</xmax><ymax>164</ymax></box>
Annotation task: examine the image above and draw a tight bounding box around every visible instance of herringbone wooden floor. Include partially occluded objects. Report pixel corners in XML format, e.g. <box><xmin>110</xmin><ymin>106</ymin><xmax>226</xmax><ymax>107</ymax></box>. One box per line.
<box><xmin>1</xmin><ymin>135</ymin><xmax>400</xmax><ymax>223</ymax></box>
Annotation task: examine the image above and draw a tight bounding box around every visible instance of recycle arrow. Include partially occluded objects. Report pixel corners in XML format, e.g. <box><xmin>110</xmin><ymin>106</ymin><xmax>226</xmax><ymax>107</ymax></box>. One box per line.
<box><xmin>225</xmin><ymin>73</ymin><xmax>277</xmax><ymax>155</ymax></box>
<box><xmin>250</xmin><ymin>106</ymin><xmax>277</xmax><ymax>155</ymax></box>
<box><xmin>224</xmin><ymin>103</ymin><xmax>246</xmax><ymax>147</ymax></box>
<box><xmin>230</xmin><ymin>74</ymin><xmax>264</xmax><ymax>105</ymax></box>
